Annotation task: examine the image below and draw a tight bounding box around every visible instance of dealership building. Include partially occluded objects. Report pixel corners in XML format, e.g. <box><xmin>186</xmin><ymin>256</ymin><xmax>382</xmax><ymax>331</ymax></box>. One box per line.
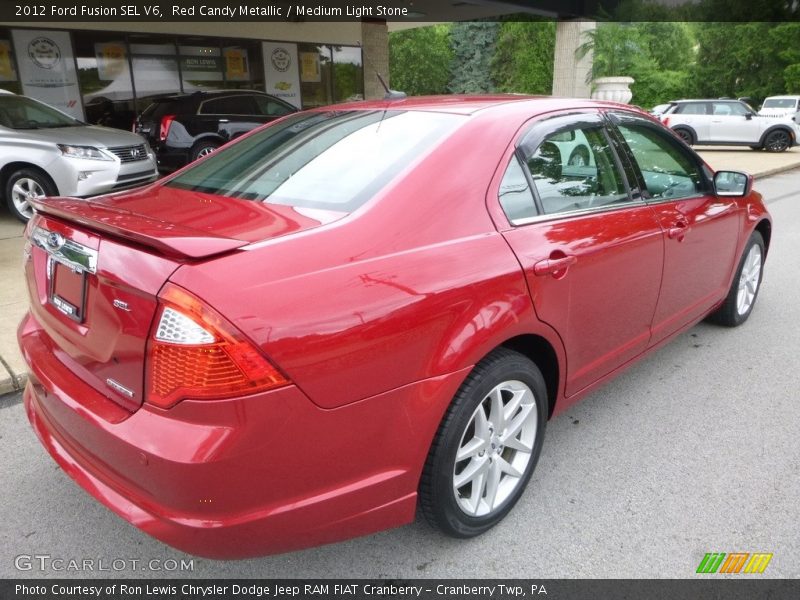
<box><xmin>0</xmin><ymin>3</ymin><xmax>594</xmax><ymax>129</ymax></box>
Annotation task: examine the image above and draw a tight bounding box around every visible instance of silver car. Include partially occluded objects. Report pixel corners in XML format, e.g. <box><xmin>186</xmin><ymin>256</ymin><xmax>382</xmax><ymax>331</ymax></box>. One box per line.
<box><xmin>0</xmin><ymin>90</ymin><xmax>158</xmax><ymax>222</ymax></box>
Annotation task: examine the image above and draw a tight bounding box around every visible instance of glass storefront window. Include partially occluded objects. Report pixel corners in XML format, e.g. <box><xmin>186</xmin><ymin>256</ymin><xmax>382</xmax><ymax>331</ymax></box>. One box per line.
<box><xmin>179</xmin><ymin>41</ymin><xmax>223</xmax><ymax>92</ymax></box>
<box><xmin>332</xmin><ymin>46</ymin><xmax>363</xmax><ymax>103</ymax></box>
<box><xmin>128</xmin><ymin>36</ymin><xmax>180</xmax><ymax>113</ymax></box>
<box><xmin>73</xmin><ymin>32</ymin><xmax>134</xmax><ymax>129</ymax></box>
<box><xmin>221</xmin><ymin>40</ymin><xmax>264</xmax><ymax>91</ymax></box>
<box><xmin>0</xmin><ymin>33</ymin><xmax>21</xmax><ymax>94</ymax></box>
<box><xmin>299</xmin><ymin>44</ymin><xmax>333</xmax><ymax>109</ymax></box>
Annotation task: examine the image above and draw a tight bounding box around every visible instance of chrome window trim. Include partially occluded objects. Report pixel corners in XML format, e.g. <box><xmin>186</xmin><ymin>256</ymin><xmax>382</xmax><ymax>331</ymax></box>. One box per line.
<box><xmin>509</xmin><ymin>197</ymin><xmax>649</xmax><ymax>227</ymax></box>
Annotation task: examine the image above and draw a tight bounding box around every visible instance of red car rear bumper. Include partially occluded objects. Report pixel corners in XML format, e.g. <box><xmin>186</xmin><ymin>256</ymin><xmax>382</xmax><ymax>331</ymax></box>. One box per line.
<box><xmin>19</xmin><ymin>312</ymin><xmax>466</xmax><ymax>558</ymax></box>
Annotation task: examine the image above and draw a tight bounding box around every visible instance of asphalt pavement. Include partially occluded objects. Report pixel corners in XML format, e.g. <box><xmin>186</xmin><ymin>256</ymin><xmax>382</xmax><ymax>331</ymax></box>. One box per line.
<box><xmin>1</xmin><ymin>168</ymin><xmax>798</xmax><ymax>579</ymax></box>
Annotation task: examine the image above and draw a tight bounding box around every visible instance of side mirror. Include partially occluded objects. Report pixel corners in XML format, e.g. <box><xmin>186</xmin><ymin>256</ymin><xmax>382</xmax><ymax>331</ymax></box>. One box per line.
<box><xmin>714</xmin><ymin>170</ymin><xmax>752</xmax><ymax>197</ymax></box>
<box><xmin>745</xmin><ymin>113</ymin><xmax>754</xmax><ymax>120</ymax></box>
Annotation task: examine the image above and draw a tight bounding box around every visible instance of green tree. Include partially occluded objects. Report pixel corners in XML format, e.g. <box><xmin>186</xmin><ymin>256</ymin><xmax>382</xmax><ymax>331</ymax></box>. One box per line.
<box><xmin>389</xmin><ymin>25</ymin><xmax>452</xmax><ymax>96</ymax></box>
<box><xmin>448</xmin><ymin>21</ymin><xmax>499</xmax><ymax>93</ymax></box>
<box><xmin>491</xmin><ymin>19</ymin><xmax>555</xmax><ymax>95</ymax></box>
<box><xmin>689</xmin><ymin>22</ymin><xmax>800</xmax><ymax>104</ymax></box>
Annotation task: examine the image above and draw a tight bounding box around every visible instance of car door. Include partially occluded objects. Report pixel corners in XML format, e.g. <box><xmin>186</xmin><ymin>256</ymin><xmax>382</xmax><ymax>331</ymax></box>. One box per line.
<box><xmin>497</xmin><ymin>112</ymin><xmax>665</xmax><ymax>397</ymax></box>
<box><xmin>708</xmin><ymin>101</ymin><xmax>761</xmax><ymax>143</ymax></box>
<box><xmin>608</xmin><ymin>112</ymin><xmax>741</xmax><ymax>345</ymax></box>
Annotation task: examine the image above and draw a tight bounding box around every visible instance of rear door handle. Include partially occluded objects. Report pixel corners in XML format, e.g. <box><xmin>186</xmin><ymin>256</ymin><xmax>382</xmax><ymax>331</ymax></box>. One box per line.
<box><xmin>668</xmin><ymin>220</ymin><xmax>689</xmax><ymax>240</ymax></box>
<box><xmin>533</xmin><ymin>255</ymin><xmax>577</xmax><ymax>276</ymax></box>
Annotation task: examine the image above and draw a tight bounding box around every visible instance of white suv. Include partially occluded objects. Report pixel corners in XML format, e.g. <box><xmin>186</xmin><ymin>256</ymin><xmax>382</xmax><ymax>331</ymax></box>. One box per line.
<box><xmin>659</xmin><ymin>99</ymin><xmax>799</xmax><ymax>152</ymax></box>
<box><xmin>0</xmin><ymin>90</ymin><xmax>158</xmax><ymax>221</ymax></box>
<box><xmin>758</xmin><ymin>95</ymin><xmax>800</xmax><ymax>123</ymax></box>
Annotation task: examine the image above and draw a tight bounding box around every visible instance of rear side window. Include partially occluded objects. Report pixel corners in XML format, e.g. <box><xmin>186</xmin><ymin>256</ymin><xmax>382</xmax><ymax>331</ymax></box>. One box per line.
<box><xmin>200</xmin><ymin>95</ymin><xmax>259</xmax><ymax>115</ymax></box>
<box><xmin>525</xmin><ymin>126</ymin><xmax>628</xmax><ymax>215</ymax></box>
<box><xmin>253</xmin><ymin>95</ymin><xmax>294</xmax><ymax>117</ymax></box>
<box><xmin>762</xmin><ymin>98</ymin><xmax>798</xmax><ymax>109</ymax></box>
<box><xmin>166</xmin><ymin>110</ymin><xmax>463</xmax><ymax>212</ymax></box>
<box><xmin>676</xmin><ymin>103</ymin><xmax>708</xmax><ymax>115</ymax></box>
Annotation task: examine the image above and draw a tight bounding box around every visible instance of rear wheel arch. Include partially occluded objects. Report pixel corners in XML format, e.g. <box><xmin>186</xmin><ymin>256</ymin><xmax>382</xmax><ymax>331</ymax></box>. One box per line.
<box><xmin>500</xmin><ymin>334</ymin><xmax>560</xmax><ymax>419</ymax></box>
<box><xmin>672</xmin><ymin>126</ymin><xmax>695</xmax><ymax>145</ymax></box>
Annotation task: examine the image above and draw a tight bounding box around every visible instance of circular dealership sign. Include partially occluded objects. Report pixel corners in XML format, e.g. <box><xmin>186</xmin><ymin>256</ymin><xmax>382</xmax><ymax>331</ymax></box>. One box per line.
<box><xmin>271</xmin><ymin>47</ymin><xmax>292</xmax><ymax>73</ymax></box>
<box><xmin>28</xmin><ymin>37</ymin><xmax>61</xmax><ymax>70</ymax></box>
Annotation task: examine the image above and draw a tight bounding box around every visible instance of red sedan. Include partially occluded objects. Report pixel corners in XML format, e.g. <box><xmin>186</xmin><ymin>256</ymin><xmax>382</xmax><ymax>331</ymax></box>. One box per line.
<box><xmin>18</xmin><ymin>96</ymin><xmax>771</xmax><ymax>558</ymax></box>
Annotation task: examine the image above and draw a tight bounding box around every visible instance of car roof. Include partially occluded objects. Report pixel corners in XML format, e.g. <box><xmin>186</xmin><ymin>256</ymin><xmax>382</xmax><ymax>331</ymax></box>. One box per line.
<box><xmin>313</xmin><ymin>94</ymin><xmax>646</xmax><ymax>116</ymax></box>
<box><xmin>763</xmin><ymin>95</ymin><xmax>800</xmax><ymax>99</ymax></box>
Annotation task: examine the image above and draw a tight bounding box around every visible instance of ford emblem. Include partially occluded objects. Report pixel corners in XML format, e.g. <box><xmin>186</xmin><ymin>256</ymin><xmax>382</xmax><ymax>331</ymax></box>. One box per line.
<box><xmin>46</xmin><ymin>232</ymin><xmax>64</xmax><ymax>250</ymax></box>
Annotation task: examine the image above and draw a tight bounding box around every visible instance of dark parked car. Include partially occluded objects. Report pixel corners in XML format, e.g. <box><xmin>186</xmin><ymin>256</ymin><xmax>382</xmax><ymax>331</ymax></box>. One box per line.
<box><xmin>134</xmin><ymin>90</ymin><xmax>297</xmax><ymax>172</ymax></box>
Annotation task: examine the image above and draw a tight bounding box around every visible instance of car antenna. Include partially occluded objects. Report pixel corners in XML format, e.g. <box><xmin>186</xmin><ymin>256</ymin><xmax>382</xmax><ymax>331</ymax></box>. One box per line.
<box><xmin>376</xmin><ymin>72</ymin><xmax>406</xmax><ymax>101</ymax></box>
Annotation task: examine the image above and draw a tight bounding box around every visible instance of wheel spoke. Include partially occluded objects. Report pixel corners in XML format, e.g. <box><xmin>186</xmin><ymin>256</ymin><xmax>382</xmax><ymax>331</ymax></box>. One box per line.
<box><xmin>496</xmin><ymin>455</ymin><xmax>523</xmax><ymax>478</ymax></box>
<box><xmin>483</xmin><ymin>460</ymin><xmax>502</xmax><ymax>510</ymax></box>
<box><xmin>454</xmin><ymin>455</ymin><xmax>489</xmax><ymax>490</ymax></box>
<box><xmin>503</xmin><ymin>388</ymin><xmax>526</xmax><ymax>424</ymax></box>
<box><xmin>488</xmin><ymin>387</ymin><xmax>506</xmax><ymax>430</ymax></box>
<box><xmin>456</xmin><ymin>436</ymin><xmax>486</xmax><ymax>462</ymax></box>
<box><xmin>501</xmin><ymin>403</ymin><xmax>534</xmax><ymax>445</ymax></box>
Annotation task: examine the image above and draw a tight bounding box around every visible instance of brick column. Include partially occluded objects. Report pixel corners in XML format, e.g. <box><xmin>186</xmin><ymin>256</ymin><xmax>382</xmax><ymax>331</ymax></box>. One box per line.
<box><xmin>552</xmin><ymin>20</ymin><xmax>595</xmax><ymax>98</ymax></box>
<box><xmin>361</xmin><ymin>20</ymin><xmax>389</xmax><ymax>100</ymax></box>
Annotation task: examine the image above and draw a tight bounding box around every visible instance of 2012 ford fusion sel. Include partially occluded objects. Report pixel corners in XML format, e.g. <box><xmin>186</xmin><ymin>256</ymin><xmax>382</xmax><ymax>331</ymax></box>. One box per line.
<box><xmin>19</xmin><ymin>96</ymin><xmax>771</xmax><ymax>558</ymax></box>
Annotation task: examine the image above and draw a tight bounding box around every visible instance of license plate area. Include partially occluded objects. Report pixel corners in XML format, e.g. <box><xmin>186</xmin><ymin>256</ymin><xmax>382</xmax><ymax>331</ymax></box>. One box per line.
<box><xmin>31</xmin><ymin>226</ymin><xmax>98</xmax><ymax>325</ymax></box>
<box><xmin>47</xmin><ymin>256</ymin><xmax>88</xmax><ymax>322</ymax></box>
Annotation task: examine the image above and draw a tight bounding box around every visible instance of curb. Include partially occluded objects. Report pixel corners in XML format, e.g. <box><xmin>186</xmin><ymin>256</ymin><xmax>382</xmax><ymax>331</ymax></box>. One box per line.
<box><xmin>1</xmin><ymin>163</ymin><xmax>798</xmax><ymax>399</ymax></box>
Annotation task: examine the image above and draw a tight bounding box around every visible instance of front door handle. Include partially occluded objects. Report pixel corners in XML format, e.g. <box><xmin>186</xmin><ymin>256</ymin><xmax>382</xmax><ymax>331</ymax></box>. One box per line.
<box><xmin>668</xmin><ymin>220</ymin><xmax>689</xmax><ymax>241</ymax></box>
<box><xmin>533</xmin><ymin>255</ymin><xmax>577</xmax><ymax>276</ymax></box>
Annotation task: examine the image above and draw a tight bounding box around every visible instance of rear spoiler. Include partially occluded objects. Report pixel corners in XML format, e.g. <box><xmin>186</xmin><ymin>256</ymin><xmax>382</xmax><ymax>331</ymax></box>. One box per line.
<box><xmin>31</xmin><ymin>197</ymin><xmax>248</xmax><ymax>259</ymax></box>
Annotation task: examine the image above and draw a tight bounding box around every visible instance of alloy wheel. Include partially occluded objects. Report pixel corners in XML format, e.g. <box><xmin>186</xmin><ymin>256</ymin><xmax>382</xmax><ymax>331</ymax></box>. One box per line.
<box><xmin>736</xmin><ymin>243</ymin><xmax>762</xmax><ymax>316</ymax></box>
<box><xmin>453</xmin><ymin>379</ymin><xmax>538</xmax><ymax>517</ymax></box>
<box><xmin>10</xmin><ymin>177</ymin><xmax>44</xmax><ymax>220</ymax></box>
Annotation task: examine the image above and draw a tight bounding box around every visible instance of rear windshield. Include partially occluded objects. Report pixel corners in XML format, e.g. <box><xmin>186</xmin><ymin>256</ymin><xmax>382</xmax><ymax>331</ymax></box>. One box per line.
<box><xmin>165</xmin><ymin>110</ymin><xmax>463</xmax><ymax>212</ymax></box>
<box><xmin>141</xmin><ymin>97</ymin><xmax>184</xmax><ymax>119</ymax></box>
<box><xmin>762</xmin><ymin>98</ymin><xmax>798</xmax><ymax>109</ymax></box>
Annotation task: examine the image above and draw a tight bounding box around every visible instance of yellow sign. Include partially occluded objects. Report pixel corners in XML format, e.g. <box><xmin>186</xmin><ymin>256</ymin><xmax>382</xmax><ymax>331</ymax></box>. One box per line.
<box><xmin>0</xmin><ymin>40</ymin><xmax>17</xmax><ymax>81</ymax></box>
<box><xmin>224</xmin><ymin>47</ymin><xmax>250</xmax><ymax>81</ymax></box>
<box><xmin>95</xmin><ymin>42</ymin><xmax>126</xmax><ymax>80</ymax></box>
<box><xmin>300</xmin><ymin>52</ymin><xmax>320</xmax><ymax>83</ymax></box>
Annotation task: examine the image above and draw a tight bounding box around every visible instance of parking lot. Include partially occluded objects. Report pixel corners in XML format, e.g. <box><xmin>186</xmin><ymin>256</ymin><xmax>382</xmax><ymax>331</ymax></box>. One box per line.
<box><xmin>0</xmin><ymin>164</ymin><xmax>798</xmax><ymax>579</ymax></box>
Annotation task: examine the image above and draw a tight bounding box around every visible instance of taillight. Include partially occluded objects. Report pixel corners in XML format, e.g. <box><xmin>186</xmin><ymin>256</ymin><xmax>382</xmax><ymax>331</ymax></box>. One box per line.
<box><xmin>146</xmin><ymin>283</ymin><xmax>288</xmax><ymax>409</ymax></box>
<box><xmin>159</xmin><ymin>115</ymin><xmax>176</xmax><ymax>142</ymax></box>
<box><xmin>662</xmin><ymin>116</ymin><xmax>670</xmax><ymax>127</ymax></box>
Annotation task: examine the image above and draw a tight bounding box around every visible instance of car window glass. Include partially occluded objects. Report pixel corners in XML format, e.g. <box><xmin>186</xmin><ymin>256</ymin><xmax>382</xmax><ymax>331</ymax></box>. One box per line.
<box><xmin>526</xmin><ymin>126</ymin><xmax>628</xmax><ymax>215</ymax></box>
<box><xmin>253</xmin><ymin>95</ymin><xmax>293</xmax><ymax>117</ymax></box>
<box><xmin>0</xmin><ymin>96</ymin><xmax>77</xmax><ymax>129</ymax></box>
<box><xmin>615</xmin><ymin>122</ymin><xmax>704</xmax><ymax>200</ymax></box>
<box><xmin>762</xmin><ymin>98</ymin><xmax>798</xmax><ymax>109</ymax></box>
<box><xmin>200</xmin><ymin>95</ymin><xmax>259</xmax><ymax>115</ymax></box>
<box><xmin>678</xmin><ymin>103</ymin><xmax>708</xmax><ymax>115</ymax></box>
<box><xmin>167</xmin><ymin>110</ymin><xmax>463</xmax><ymax>212</ymax></box>
<box><xmin>498</xmin><ymin>157</ymin><xmax>536</xmax><ymax>222</ymax></box>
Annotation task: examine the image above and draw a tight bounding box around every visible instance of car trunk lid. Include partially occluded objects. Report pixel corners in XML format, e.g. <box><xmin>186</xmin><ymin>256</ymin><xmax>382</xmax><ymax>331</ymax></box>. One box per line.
<box><xmin>26</xmin><ymin>189</ymin><xmax>337</xmax><ymax>412</ymax></box>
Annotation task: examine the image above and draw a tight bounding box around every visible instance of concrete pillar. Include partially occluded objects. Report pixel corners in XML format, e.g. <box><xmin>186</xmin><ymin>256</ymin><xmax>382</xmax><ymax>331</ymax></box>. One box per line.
<box><xmin>552</xmin><ymin>20</ymin><xmax>596</xmax><ymax>98</ymax></box>
<box><xmin>361</xmin><ymin>20</ymin><xmax>390</xmax><ymax>100</ymax></box>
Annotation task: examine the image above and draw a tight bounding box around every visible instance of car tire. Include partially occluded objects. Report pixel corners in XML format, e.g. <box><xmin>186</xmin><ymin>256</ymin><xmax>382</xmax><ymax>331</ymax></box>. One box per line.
<box><xmin>673</xmin><ymin>127</ymin><xmax>694</xmax><ymax>145</ymax></box>
<box><xmin>763</xmin><ymin>130</ymin><xmax>791</xmax><ymax>152</ymax></box>
<box><xmin>4</xmin><ymin>168</ymin><xmax>57</xmax><ymax>223</ymax></box>
<box><xmin>567</xmin><ymin>145</ymin><xmax>590</xmax><ymax>167</ymax></box>
<box><xmin>190</xmin><ymin>141</ymin><xmax>220</xmax><ymax>162</ymax></box>
<box><xmin>418</xmin><ymin>347</ymin><xmax>548</xmax><ymax>538</ymax></box>
<box><xmin>707</xmin><ymin>231</ymin><xmax>765</xmax><ymax>327</ymax></box>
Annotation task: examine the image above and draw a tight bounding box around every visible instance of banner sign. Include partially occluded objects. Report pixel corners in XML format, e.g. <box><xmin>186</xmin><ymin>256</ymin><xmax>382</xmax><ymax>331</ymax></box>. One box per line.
<box><xmin>12</xmin><ymin>29</ymin><xmax>82</xmax><ymax>119</ymax></box>
<box><xmin>223</xmin><ymin>47</ymin><xmax>250</xmax><ymax>81</ymax></box>
<box><xmin>0</xmin><ymin>39</ymin><xmax>17</xmax><ymax>82</ymax></box>
<box><xmin>262</xmin><ymin>41</ymin><xmax>301</xmax><ymax>109</ymax></box>
<box><xmin>94</xmin><ymin>42</ymin><xmax>127</xmax><ymax>81</ymax></box>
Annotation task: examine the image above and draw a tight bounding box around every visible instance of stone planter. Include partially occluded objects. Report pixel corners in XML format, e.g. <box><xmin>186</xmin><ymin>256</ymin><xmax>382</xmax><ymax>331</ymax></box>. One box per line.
<box><xmin>591</xmin><ymin>76</ymin><xmax>635</xmax><ymax>104</ymax></box>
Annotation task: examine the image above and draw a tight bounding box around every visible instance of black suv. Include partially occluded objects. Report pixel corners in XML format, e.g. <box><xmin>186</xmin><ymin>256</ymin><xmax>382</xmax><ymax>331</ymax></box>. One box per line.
<box><xmin>134</xmin><ymin>90</ymin><xmax>297</xmax><ymax>172</ymax></box>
